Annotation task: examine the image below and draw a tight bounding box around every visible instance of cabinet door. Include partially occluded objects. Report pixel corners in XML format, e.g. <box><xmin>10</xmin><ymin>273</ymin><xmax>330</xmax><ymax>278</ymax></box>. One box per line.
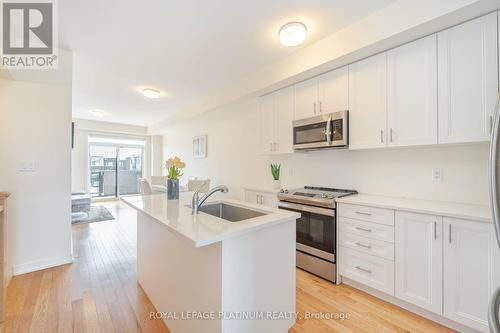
<box><xmin>261</xmin><ymin>192</ymin><xmax>279</xmax><ymax>208</ymax></box>
<box><xmin>443</xmin><ymin>218</ymin><xmax>500</xmax><ymax>333</ymax></box>
<box><xmin>260</xmin><ymin>93</ymin><xmax>276</xmax><ymax>154</ymax></box>
<box><xmin>387</xmin><ymin>35</ymin><xmax>437</xmax><ymax>147</ymax></box>
<box><xmin>275</xmin><ymin>86</ymin><xmax>294</xmax><ymax>154</ymax></box>
<box><xmin>244</xmin><ymin>190</ymin><xmax>261</xmax><ymax>205</ymax></box>
<box><xmin>294</xmin><ymin>78</ymin><xmax>318</xmax><ymax>120</ymax></box>
<box><xmin>395</xmin><ymin>212</ymin><xmax>442</xmax><ymax>314</ymax></box>
<box><xmin>317</xmin><ymin>66</ymin><xmax>348</xmax><ymax>114</ymax></box>
<box><xmin>348</xmin><ymin>53</ymin><xmax>387</xmax><ymax>149</ymax></box>
<box><xmin>438</xmin><ymin>13</ymin><xmax>498</xmax><ymax>144</ymax></box>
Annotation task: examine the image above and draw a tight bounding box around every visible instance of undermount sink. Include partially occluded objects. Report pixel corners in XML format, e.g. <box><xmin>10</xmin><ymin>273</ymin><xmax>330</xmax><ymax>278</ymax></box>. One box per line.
<box><xmin>198</xmin><ymin>203</ymin><xmax>268</xmax><ymax>222</ymax></box>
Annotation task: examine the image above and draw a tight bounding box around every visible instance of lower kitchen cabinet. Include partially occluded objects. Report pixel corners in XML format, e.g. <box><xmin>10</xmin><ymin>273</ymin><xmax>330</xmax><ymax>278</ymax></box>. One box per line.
<box><xmin>244</xmin><ymin>188</ymin><xmax>279</xmax><ymax>208</ymax></box>
<box><xmin>395</xmin><ymin>212</ymin><xmax>443</xmax><ymax>314</ymax></box>
<box><xmin>338</xmin><ymin>201</ymin><xmax>498</xmax><ymax>333</ymax></box>
<box><xmin>443</xmin><ymin>217</ymin><xmax>500</xmax><ymax>333</ymax></box>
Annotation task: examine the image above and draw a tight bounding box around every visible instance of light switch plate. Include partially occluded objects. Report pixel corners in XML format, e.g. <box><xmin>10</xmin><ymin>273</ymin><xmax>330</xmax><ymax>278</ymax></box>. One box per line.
<box><xmin>431</xmin><ymin>169</ymin><xmax>443</xmax><ymax>182</ymax></box>
<box><xmin>19</xmin><ymin>160</ymin><xmax>36</xmax><ymax>172</ymax></box>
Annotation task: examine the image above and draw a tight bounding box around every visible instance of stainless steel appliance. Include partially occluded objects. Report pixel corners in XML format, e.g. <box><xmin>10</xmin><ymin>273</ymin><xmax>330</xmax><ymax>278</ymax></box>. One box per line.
<box><xmin>278</xmin><ymin>186</ymin><xmax>357</xmax><ymax>282</ymax></box>
<box><xmin>488</xmin><ymin>93</ymin><xmax>500</xmax><ymax>333</ymax></box>
<box><xmin>292</xmin><ymin>111</ymin><xmax>348</xmax><ymax>150</ymax></box>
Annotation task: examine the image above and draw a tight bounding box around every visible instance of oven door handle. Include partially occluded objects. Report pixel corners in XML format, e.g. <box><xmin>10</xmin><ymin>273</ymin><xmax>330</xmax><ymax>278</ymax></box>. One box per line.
<box><xmin>278</xmin><ymin>201</ymin><xmax>335</xmax><ymax>217</ymax></box>
<box><xmin>325</xmin><ymin>115</ymin><xmax>333</xmax><ymax>145</ymax></box>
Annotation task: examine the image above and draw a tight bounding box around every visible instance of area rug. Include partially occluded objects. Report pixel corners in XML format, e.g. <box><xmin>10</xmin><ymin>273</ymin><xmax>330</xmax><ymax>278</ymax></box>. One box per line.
<box><xmin>72</xmin><ymin>205</ymin><xmax>115</xmax><ymax>224</ymax></box>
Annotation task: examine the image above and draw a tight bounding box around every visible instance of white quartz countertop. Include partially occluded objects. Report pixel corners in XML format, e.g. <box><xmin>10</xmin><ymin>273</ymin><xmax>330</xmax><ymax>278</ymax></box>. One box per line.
<box><xmin>121</xmin><ymin>192</ymin><xmax>300</xmax><ymax>248</ymax></box>
<box><xmin>336</xmin><ymin>194</ymin><xmax>492</xmax><ymax>223</ymax></box>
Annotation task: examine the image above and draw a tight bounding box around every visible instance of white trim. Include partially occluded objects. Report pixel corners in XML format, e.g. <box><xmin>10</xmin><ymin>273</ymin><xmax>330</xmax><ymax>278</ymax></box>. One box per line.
<box><xmin>13</xmin><ymin>255</ymin><xmax>73</xmax><ymax>275</ymax></box>
<box><xmin>342</xmin><ymin>277</ymin><xmax>482</xmax><ymax>333</ymax></box>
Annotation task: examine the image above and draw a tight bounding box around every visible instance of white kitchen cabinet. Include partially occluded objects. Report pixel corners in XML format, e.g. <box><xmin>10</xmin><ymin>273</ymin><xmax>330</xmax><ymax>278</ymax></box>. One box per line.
<box><xmin>259</xmin><ymin>87</ymin><xmax>294</xmax><ymax>155</ymax></box>
<box><xmin>260</xmin><ymin>93</ymin><xmax>275</xmax><ymax>154</ymax></box>
<box><xmin>294</xmin><ymin>66</ymin><xmax>348</xmax><ymax>121</ymax></box>
<box><xmin>294</xmin><ymin>78</ymin><xmax>317</xmax><ymax>120</ymax></box>
<box><xmin>274</xmin><ymin>87</ymin><xmax>294</xmax><ymax>154</ymax></box>
<box><xmin>387</xmin><ymin>35</ymin><xmax>437</xmax><ymax>147</ymax></box>
<box><xmin>348</xmin><ymin>53</ymin><xmax>387</xmax><ymax>149</ymax></box>
<box><xmin>244</xmin><ymin>189</ymin><xmax>279</xmax><ymax>208</ymax></box>
<box><xmin>443</xmin><ymin>217</ymin><xmax>500</xmax><ymax>333</ymax></box>
<box><xmin>438</xmin><ymin>13</ymin><xmax>498</xmax><ymax>144</ymax></box>
<box><xmin>395</xmin><ymin>212</ymin><xmax>443</xmax><ymax>314</ymax></box>
<box><xmin>317</xmin><ymin>66</ymin><xmax>349</xmax><ymax>114</ymax></box>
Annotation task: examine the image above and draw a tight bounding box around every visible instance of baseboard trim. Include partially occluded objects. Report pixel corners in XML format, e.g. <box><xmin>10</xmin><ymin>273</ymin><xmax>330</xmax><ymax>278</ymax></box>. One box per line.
<box><xmin>13</xmin><ymin>256</ymin><xmax>73</xmax><ymax>275</ymax></box>
<box><xmin>342</xmin><ymin>277</ymin><xmax>483</xmax><ymax>333</ymax></box>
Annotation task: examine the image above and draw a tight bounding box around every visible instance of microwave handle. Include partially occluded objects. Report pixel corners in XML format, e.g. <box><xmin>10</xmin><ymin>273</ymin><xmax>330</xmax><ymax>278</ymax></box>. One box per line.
<box><xmin>325</xmin><ymin>115</ymin><xmax>332</xmax><ymax>145</ymax></box>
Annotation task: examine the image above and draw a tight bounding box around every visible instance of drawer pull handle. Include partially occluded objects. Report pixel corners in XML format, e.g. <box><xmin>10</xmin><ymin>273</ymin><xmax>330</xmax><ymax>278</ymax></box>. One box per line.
<box><xmin>354</xmin><ymin>226</ymin><xmax>372</xmax><ymax>233</ymax></box>
<box><xmin>355</xmin><ymin>242</ymin><xmax>372</xmax><ymax>249</ymax></box>
<box><xmin>355</xmin><ymin>211</ymin><xmax>372</xmax><ymax>216</ymax></box>
<box><xmin>355</xmin><ymin>266</ymin><xmax>372</xmax><ymax>274</ymax></box>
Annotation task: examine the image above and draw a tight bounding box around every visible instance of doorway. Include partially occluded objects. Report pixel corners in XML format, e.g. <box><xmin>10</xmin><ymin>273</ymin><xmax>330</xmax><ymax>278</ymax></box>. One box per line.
<box><xmin>88</xmin><ymin>136</ymin><xmax>145</xmax><ymax>199</ymax></box>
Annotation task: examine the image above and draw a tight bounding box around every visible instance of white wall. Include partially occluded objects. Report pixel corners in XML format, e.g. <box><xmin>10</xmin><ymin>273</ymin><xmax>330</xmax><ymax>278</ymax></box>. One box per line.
<box><xmin>0</xmin><ymin>77</ymin><xmax>73</xmax><ymax>274</ymax></box>
<box><xmin>162</xmin><ymin>96</ymin><xmax>489</xmax><ymax>206</ymax></box>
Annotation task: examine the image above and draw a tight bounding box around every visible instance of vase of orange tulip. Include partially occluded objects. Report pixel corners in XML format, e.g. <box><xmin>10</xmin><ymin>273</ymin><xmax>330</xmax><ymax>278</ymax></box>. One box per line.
<box><xmin>166</xmin><ymin>156</ymin><xmax>186</xmax><ymax>200</ymax></box>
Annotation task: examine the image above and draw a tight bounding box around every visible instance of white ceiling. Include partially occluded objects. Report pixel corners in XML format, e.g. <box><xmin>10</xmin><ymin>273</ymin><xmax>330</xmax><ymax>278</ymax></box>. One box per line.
<box><xmin>61</xmin><ymin>0</ymin><xmax>396</xmax><ymax>127</ymax></box>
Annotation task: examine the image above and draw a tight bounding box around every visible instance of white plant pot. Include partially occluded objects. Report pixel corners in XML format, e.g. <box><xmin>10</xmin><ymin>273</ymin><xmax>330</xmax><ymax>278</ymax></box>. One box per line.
<box><xmin>272</xmin><ymin>180</ymin><xmax>281</xmax><ymax>189</ymax></box>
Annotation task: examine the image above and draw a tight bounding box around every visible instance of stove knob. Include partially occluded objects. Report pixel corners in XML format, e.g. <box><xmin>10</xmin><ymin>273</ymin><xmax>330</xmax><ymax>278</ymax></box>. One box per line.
<box><xmin>284</xmin><ymin>189</ymin><xmax>289</xmax><ymax>194</ymax></box>
<box><xmin>321</xmin><ymin>193</ymin><xmax>328</xmax><ymax>198</ymax></box>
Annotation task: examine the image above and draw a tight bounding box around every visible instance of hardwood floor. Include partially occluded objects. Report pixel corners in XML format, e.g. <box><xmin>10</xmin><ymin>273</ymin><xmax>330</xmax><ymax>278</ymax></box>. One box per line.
<box><xmin>0</xmin><ymin>200</ymin><xmax>456</xmax><ymax>333</ymax></box>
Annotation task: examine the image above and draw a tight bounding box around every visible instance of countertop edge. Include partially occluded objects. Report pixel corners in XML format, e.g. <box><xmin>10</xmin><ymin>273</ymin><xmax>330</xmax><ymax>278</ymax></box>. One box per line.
<box><xmin>336</xmin><ymin>194</ymin><xmax>492</xmax><ymax>223</ymax></box>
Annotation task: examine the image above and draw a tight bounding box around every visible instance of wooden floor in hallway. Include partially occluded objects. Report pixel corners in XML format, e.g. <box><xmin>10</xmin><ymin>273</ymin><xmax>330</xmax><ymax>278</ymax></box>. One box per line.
<box><xmin>0</xmin><ymin>200</ymin><xmax>456</xmax><ymax>333</ymax></box>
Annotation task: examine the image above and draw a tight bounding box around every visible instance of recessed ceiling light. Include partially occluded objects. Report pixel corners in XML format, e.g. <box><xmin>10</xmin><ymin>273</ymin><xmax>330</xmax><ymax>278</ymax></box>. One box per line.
<box><xmin>90</xmin><ymin>109</ymin><xmax>106</xmax><ymax>117</ymax></box>
<box><xmin>142</xmin><ymin>88</ymin><xmax>161</xmax><ymax>99</ymax></box>
<box><xmin>279</xmin><ymin>22</ymin><xmax>307</xmax><ymax>47</ymax></box>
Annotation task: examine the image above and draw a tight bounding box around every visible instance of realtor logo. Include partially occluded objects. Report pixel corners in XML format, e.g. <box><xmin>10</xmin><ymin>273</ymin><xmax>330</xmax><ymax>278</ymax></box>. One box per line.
<box><xmin>1</xmin><ymin>0</ymin><xmax>57</xmax><ymax>68</ymax></box>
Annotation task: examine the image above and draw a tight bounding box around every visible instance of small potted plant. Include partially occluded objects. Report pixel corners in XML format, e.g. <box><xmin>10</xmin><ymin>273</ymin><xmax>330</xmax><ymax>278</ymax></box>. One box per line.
<box><xmin>271</xmin><ymin>163</ymin><xmax>281</xmax><ymax>189</ymax></box>
<box><xmin>166</xmin><ymin>156</ymin><xmax>186</xmax><ymax>200</ymax></box>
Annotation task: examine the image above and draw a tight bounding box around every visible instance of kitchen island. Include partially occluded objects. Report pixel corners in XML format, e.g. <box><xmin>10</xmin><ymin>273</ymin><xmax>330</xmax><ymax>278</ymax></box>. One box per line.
<box><xmin>122</xmin><ymin>192</ymin><xmax>300</xmax><ymax>333</ymax></box>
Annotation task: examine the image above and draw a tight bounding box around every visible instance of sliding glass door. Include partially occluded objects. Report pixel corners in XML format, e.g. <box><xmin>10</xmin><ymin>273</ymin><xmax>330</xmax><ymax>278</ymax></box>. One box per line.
<box><xmin>88</xmin><ymin>136</ymin><xmax>145</xmax><ymax>198</ymax></box>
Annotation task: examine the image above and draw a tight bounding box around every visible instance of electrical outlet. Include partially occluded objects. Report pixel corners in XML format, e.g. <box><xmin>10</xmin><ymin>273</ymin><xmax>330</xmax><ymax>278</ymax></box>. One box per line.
<box><xmin>431</xmin><ymin>169</ymin><xmax>443</xmax><ymax>182</ymax></box>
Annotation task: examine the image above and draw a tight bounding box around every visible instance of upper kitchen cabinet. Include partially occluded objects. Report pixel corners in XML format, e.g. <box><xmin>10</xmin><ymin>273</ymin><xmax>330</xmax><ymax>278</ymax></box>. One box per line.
<box><xmin>317</xmin><ymin>66</ymin><xmax>349</xmax><ymax>115</ymax></box>
<box><xmin>259</xmin><ymin>86</ymin><xmax>294</xmax><ymax>155</ymax></box>
<box><xmin>294</xmin><ymin>66</ymin><xmax>348</xmax><ymax>121</ymax></box>
<box><xmin>260</xmin><ymin>93</ymin><xmax>275</xmax><ymax>154</ymax></box>
<box><xmin>294</xmin><ymin>78</ymin><xmax>317</xmax><ymax>120</ymax></box>
<box><xmin>437</xmin><ymin>13</ymin><xmax>498</xmax><ymax>144</ymax></box>
<box><xmin>349</xmin><ymin>53</ymin><xmax>387</xmax><ymax>149</ymax></box>
<box><xmin>387</xmin><ymin>35</ymin><xmax>438</xmax><ymax>147</ymax></box>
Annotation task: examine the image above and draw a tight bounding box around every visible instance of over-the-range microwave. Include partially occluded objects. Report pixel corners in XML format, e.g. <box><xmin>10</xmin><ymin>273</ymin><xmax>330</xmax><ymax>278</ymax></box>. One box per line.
<box><xmin>292</xmin><ymin>111</ymin><xmax>348</xmax><ymax>150</ymax></box>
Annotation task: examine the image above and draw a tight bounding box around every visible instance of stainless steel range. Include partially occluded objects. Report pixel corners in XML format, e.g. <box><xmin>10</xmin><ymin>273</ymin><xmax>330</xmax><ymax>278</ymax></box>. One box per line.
<box><xmin>278</xmin><ymin>186</ymin><xmax>357</xmax><ymax>282</ymax></box>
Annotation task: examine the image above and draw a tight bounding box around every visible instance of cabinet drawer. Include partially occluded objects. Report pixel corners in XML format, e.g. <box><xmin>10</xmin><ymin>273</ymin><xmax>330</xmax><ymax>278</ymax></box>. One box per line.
<box><xmin>338</xmin><ymin>203</ymin><xmax>394</xmax><ymax>226</ymax></box>
<box><xmin>339</xmin><ymin>232</ymin><xmax>394</xmax><ymax>260</ymax></box>
<box><xmin>339</xmin><ymin>247</ymin><xmax>395</xmax><ymax>295</ymax></box>
<box><xmin>338</xmin><ymin>217</ymin><xmax>394</xmax><ymax>243</ymax></box>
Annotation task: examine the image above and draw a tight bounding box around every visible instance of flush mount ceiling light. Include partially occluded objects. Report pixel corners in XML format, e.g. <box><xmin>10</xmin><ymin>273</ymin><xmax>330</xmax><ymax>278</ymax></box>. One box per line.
<box><xmin>90</xmin><ymin>109</ymin><xmax>106</xmax><ymax>117</ymax></box>
<box><xmin>142</xmin><ymin>88</ymin><xmax>161</xmax><ymax>99</ymax></box>
<box><xmin>279</xmin><ymin>22</ymin><xmax>307</xmax><ymax>47</ymax></box>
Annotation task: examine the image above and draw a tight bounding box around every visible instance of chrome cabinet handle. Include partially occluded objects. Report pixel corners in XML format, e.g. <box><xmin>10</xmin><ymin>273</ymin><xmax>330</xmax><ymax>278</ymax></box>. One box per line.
<box><xmin>355</xmin><ymin>266</ymin><xmax>372</xmax><ymax>274</ymax></box>
<box><xmin>434</xmin><ymin>222</ymin><xmax>437</xmax><ymax>240</ymax></box>
<box><xmin>273</xmin><ymin>142</ymin><xmax>277</xmax><ymax>151</ymax></box>
<box><xmin>490</xmin><ymin>115</ymin><xmax>494</xmax><ymax>134</ymax></box>
<box><xmin>355</xmin><ymin>226</ymin><xmax>372</xmax><ymax>233</ymax></box>
<box><xmin>319</xmin><ymin>101</ymin><xmax>323</xmax><ymax>113</ymax></box>
<box><xmin>355</xmin><ymin>242</ymin><xmax>372</xmax><ymax>249</ymax></box>
<box><xmin>448</xmin><ymin>224</ymin><xmax>452</xmax><ymax>243</ymax></box>
<box><xmin>390</xmin><ymin>128</ymin><xmax>393</xmax><ymax>142</ymax></box>
<box><xmin>380</xmin><ymin>129</ymin><xmax>384</xmax><ymax>143</ymax></box>
<box><xmin>313</xmin><ymin>102</ymin><xmax>316</xmax><ymax>114</ymax></box>
<box><xmin>355</xmin><ymin>211</ymin><xmax>372</xmax><ymax>216</ymax></box>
